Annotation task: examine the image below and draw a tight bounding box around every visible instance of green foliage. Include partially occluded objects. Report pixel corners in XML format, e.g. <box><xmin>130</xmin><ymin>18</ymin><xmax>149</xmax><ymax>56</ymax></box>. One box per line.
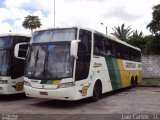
<box><xmin>128</xmin><ymin>30</ymin><xmax>160</xmax><ymax>54</ymax></box>
<box><xmin>145</xmin><ymin>35</ymin><xmax>160</xmax><ymax>54</ymax></box>
<box><xmin>111</xmin><ymin>24</ymin><xmax>133</xmax><ymax>41</ymax></box>
<box><xmin>22</xmin><ymin>15</ymin><xmax>42</xmax><ymax>34</ymax></box>
<box><xmin>147</xmin><ymin>4</ymin><xmax>160</xmax><ymax>35</ymax></box>
<box><xmin>128</xmin><ymin>30</ymin><xmax>146</xmax><ymax>53</ymax></box>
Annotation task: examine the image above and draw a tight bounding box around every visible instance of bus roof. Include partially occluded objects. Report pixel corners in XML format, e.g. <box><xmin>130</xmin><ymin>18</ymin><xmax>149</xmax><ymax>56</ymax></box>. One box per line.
<box><xmin>33</xmin><ymin>26</ymin><xmax>141</xmax><ymax>51</ymax></box>
<box><xmin>0</xmin><ymin>33</ymin><xmax>31</xmax><ymax>37</ymax></box>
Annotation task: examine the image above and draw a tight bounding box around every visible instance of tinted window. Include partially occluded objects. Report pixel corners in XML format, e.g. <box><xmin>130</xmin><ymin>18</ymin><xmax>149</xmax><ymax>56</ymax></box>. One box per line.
<box><xmin>93</xmin><ymin>34</ymin><xmax>141</xmax><ymax>62</ymax></box>
<box><xmin>104</xmin><ymin>39</ymin><xmax>112</xmax><ymax>56</ymax></box>
<box><xmin>94</xmin><ymin>34</ymin><xmax>105</xmax><ymax>56</ymax></box>
<box><xmin>0</xmin><ymin>37</ymin><xmax>13</xmax><ymax>48</ymax></box>
<box><xmin>75</xmin><ymin>29</ymin><xmax>92</xmax><ymax>81</ymax></box>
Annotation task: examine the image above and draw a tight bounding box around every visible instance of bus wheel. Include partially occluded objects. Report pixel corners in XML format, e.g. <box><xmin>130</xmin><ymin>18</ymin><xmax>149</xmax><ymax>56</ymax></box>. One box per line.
<box><xmin>130</xmin><ymin>76</ymin><xmax>135</xmax><ymax>88</ymax></box>
<box><xmin>134</xmin><ymin>76</ymin><xmax>138</xmax><ymax>87</ymax></box>
<box><xmin>90</xmin><ymin>81</ymin><xmax>102</xmax><ymax>102</ymax></box>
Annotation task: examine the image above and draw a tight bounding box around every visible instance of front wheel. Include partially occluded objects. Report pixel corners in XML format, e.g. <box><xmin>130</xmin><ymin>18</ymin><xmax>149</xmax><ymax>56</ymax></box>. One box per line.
<box><xmin>90</xmin><ymin>81</ymin><xmax>102</xmax><ymax>102</ymax></box>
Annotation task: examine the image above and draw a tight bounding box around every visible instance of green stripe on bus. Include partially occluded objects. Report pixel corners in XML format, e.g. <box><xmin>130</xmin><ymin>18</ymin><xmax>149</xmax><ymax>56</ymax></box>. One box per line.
<box><xmin>112</xmin><ymin>59</ymin><xmax>123</xmax><ymax>89</ymax></box>
<box><xmin>105</xmin><ymin>57</ymin><xmax>118</xmax><ymax>90</ymax></box>
<box><xmin>105</xmin><ymin>57</ymin><xmax>122</xmax><ymax>90</ymax></box>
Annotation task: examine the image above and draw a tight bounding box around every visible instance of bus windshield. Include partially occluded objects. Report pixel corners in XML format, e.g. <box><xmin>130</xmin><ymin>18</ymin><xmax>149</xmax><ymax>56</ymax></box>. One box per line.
<box><xmin>32</xmin><ymin>28</ymin><xmax>77</xmax><ymax>43</ymax></box>
<box><xmin>0</xmin><ymin>50</ymin><xmax>10</xmax><ymax>76</ymax></box>
<box><xmin>0</xmin><ymin>37</ymin><xmax>13</xmax><ymax>48</ymax></box>
<box><xmin>25</xmin><ymin>44</ymin><xmax>73</xmax><ymax>79</ymax></box>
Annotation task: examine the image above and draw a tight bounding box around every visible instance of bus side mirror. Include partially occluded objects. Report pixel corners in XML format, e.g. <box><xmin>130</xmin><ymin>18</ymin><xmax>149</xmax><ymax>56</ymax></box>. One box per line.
<box><xmin>70</xmin><ymin>40</ymin><xmax>80</xmax><ymax>58</ymax></box>
<box><xmin>14</xmin><ymin>42</ymin><xmax>29</xmax><ymax>60</ymax></box>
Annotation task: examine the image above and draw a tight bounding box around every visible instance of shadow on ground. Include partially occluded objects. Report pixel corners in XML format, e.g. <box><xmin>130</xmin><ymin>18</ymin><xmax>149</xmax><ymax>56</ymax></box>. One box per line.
<box><xmin>32</xmin><ymin>87</ymin><xmax>134</xmax><ymax>109</ymax></box>
<box><xmin>0</xmin><ymin>93</ymin><xmax>28</xmax><ymax>101</ymax></box>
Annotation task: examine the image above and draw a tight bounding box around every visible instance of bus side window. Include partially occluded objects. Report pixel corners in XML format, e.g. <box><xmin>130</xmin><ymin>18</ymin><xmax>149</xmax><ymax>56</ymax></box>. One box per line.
<box><xmin>104</xmin><ymin>39</ymin><xmax>112</xmax><ymax>57</ymax></box>
<box><xmin>115</xmin><ymin>44</ymin><xmax>121</xmax><ymax>58</ymax></box>
<box><xmin>18</xmin><ymin>44</ymin><xmax>28</xmax><ymax>58</ymax></box>
<box><xmin>94</xmin><ymin>34</ymin><xmax>105</xmax><ymax>56</ymax></box>
<box><xmin>75</xmin><ymin>29</ymin><xmax>91</xmax><ymax>81</ymax></box>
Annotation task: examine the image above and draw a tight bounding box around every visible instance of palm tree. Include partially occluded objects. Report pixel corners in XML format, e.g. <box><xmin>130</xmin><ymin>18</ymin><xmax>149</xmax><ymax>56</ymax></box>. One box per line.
<box><xmin>111</xmin><ymin>24</ymin><xmax>133</xmax><ymax>41</ymax></box>
<box><xmin>132</xmin><ymin>30</ymin><xmax>143</xmax><ymax>37</ymax></box>
<box><xmin>22</xmin><ymin>15</ymin><xmax>42</xmax><ymax>34</ymax></box>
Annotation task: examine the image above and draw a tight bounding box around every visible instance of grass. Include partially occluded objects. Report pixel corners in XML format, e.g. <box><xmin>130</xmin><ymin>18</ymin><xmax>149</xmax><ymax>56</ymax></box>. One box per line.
<box><xmin>142</xmin><ymin>78</ymin><xmax>160</xmax><ymax>86</ymax></box>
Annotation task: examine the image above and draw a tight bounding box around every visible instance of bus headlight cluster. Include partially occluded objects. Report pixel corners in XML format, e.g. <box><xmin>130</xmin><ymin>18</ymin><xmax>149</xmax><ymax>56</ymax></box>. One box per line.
<box><xmin>0</xmin><ymin>80</ymin><xmax>8</xmax><ymax>84</ymax></box>
<box><xmin>58</xmin><ymin>82</ymin><xmax>74</xmax><ymax>88</ymax></box>
<box><xmin>24</xmin><ymin>81</ymin><xmax>31</xmax><ymax>86</ymax></box>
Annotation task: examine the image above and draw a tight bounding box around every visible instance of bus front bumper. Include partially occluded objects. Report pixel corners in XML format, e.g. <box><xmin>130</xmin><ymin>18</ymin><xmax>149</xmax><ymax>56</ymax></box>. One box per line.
<box><xmin>0</xmin><ymin>84</ymin><xmax>11</xmax><ymax>94</ymax></box>
<box><xmin>24</xmin><ymin>85</ymin><xmax>77</xmax><ymax>100</ymax></box>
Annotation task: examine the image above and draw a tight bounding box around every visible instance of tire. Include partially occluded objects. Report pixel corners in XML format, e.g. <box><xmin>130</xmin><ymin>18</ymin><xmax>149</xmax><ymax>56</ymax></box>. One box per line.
<box><xmin>130</xmin><ymin>76</ymin><xmax>135</xmax><ymax>88</ymax></box>
<box><xmin>90</xmin><ymin>81</ymin><xmax>102</xmax><ymax>102</ymax></box>
<box><xmin>134</xmin><ymin>76</ymin><xmax>138</xmax><ymax>87</ymax></box>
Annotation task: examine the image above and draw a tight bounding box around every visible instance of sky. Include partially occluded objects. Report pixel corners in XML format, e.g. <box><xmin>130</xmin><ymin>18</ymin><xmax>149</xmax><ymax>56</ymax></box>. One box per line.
<box><xmin>0</xmin><ymin>0</ymin><xmax>159</xmax><ymax>35</ymax></box>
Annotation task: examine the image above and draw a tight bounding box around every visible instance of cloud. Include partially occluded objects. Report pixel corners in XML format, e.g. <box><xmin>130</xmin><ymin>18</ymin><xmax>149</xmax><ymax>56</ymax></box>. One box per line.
<box><xmin>103</xmin><ymin>6</ymin><xmax>141</xmax><ymax>22</ymax></box>
<box><xmin>0</xmin><ymin>22</ymin><xmax>12</xmax><ymax>33</ymax></box>
<box><xmin>0</xmin><ymin>0</ymin><xmax>160</xmax><ymax>35</ymax></box>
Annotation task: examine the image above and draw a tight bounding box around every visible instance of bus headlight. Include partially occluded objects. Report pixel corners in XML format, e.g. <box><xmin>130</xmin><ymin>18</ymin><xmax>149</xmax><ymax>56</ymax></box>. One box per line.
<box><xmin>24</xmin><ymin>81</ymin><xmax>31</xmax><ymax>86</ymax></box>
<box><xmin>0</xmin><ymin>80</ymin><xmax>8</xmax><ymax>84</ymax></box>
<box><xmin>58</xmin><ymin>82</ymin><xmax>74</xmax><ymax>88</ymax></box>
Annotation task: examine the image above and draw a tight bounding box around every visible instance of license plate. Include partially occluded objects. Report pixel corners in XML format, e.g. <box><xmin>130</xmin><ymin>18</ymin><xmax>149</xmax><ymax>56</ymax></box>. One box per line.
<box><xmin>40</xmin><ymin>92</ymin><xmax>48</xmax><ymax>95</ymax></box>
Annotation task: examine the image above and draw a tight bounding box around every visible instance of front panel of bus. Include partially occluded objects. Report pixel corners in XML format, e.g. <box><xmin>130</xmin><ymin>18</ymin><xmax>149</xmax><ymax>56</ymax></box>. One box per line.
<box><xmin>24</xmin><ymin>28</ymin><xmax>94</xmax><ymax>100</ymax></box>
<box><xmin>0</xmin><ymin>36</ymin><xmax>30</xmax><ymax>94</ymax></box>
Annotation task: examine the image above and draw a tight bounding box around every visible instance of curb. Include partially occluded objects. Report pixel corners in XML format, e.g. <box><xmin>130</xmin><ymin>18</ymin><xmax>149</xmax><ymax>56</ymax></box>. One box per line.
<box><xmin>139</xmin><ymin>84</ymin><xmax>160</xmax><ymax>87</ymax></box>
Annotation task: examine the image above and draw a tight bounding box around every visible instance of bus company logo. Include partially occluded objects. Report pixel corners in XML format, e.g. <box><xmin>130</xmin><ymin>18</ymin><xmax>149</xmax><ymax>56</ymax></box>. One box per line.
<box><xmin>12</xmin><ymin>82</ymin><xmax>24</xmax><ymax>91</ymax></box>
<box><xmin>82</xmin><ymin>86</ymin><xmax>89</xmax><ymax>96</ymax></box>
<box><xmin>94</xmin><ymin>62</ymin><xmax>102</xmax><ymax>67</ymax></box>
<box><xmin>31</xmin><ymin>80</ymin><xmax>39</xmax><ymax>83</ymax></box>
<box><xmin>15</xmin><ymin>82</ymin><xmax>24</xmax><ymax>91</ymax></box>
<box><xmin>125</xmin><ymin>62</ymin><xmax>136</xmax><ymax>69</ymax></box>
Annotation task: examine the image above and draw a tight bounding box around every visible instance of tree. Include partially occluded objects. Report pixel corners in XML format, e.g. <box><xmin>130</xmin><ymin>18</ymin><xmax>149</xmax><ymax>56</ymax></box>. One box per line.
<box><xmin>111</xmin><ymin>23</ymin><xmax>133</xmax><ymax>41</ymax></box>
<box><xmin>145</xmin><ymin>35</ymin><xmax>160</xmax><ymax>54</ymax></box>
<box><xmin>132</xmin><ymin>30</ymin><xmax>143</xmax><ymax>37</ymax></box>
<box><xmin>147</xmin><ymin>4</ymin><xmax>160</xmax><ymax>35</ymax></box>
<box><xmin>128</xmin><ymin>30</ymin><xmax>146</xmax><ymax>53</ymax></box>
<box><xmin>22</xmin><ymin>15</ymin><xmax>42</xmax><ymax>34</ymax></box>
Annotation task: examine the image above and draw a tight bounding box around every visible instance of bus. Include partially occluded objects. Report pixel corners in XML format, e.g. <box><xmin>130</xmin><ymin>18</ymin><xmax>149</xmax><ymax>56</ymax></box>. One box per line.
<box><xmin>0</xmin><ymin>33</ymin><xmax>30</xmax><ymax>95</ymax></box>
<box><xmin>15</xmin><ymin>27</ymin><xmax>142</xmax><ymax>101</ymax></box>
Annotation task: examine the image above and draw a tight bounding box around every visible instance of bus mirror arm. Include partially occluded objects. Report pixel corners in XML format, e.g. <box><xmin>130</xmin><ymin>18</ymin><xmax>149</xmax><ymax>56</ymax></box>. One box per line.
<box><xmin>14</xmin><ymin>42</ymin><xmax>29</xmax><ymax>60</ymax></box>
<box><xmin>70</xmin><ymin>40</ymin><xmax>80</xmax><ymax>58</ymax></box>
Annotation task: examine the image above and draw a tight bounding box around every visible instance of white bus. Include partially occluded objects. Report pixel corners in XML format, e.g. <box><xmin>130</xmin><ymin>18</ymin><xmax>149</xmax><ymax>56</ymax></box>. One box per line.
<box><xmin>0</xmin><ymin>33</ymin><xmax>30</xmax><ymax>95</ymax></box>
<box><xmin>16</xmin><ymin>27</ymin><xmax>142</xmax><ymax>101</ymax></box>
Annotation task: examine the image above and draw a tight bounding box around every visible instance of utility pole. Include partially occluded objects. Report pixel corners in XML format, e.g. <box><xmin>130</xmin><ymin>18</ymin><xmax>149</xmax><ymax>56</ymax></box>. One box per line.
<box><xmin>54</xmin><ymin>0</ymin><xmax>56</xmax><ymax>27</ymax></box>
<box><xmin>101</xmin><ymin>22</ymin><xmax>107</xmax><ymax>35</ymax></box>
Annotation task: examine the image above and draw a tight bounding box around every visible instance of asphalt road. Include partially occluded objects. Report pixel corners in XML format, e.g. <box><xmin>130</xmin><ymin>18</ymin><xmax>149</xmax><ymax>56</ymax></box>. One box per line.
<box><xmin>0</xmin><ymin>87</ymin><xmax>160</xmax><ymax>120</ymax></box>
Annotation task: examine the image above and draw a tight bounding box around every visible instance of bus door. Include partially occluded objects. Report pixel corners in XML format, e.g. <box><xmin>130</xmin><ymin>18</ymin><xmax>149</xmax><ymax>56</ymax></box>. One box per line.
<box><xmin>74</xmin><ymin>29</ymin><xmax>92</xmax><ymax>97</ymax></box>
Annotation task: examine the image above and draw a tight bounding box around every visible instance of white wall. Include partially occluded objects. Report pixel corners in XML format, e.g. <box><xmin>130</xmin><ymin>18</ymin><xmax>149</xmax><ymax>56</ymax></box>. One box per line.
<box><xmin>142</xmin><ymin>55</ymin><xmax>160</xmax><ymax>78</ymax></box>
